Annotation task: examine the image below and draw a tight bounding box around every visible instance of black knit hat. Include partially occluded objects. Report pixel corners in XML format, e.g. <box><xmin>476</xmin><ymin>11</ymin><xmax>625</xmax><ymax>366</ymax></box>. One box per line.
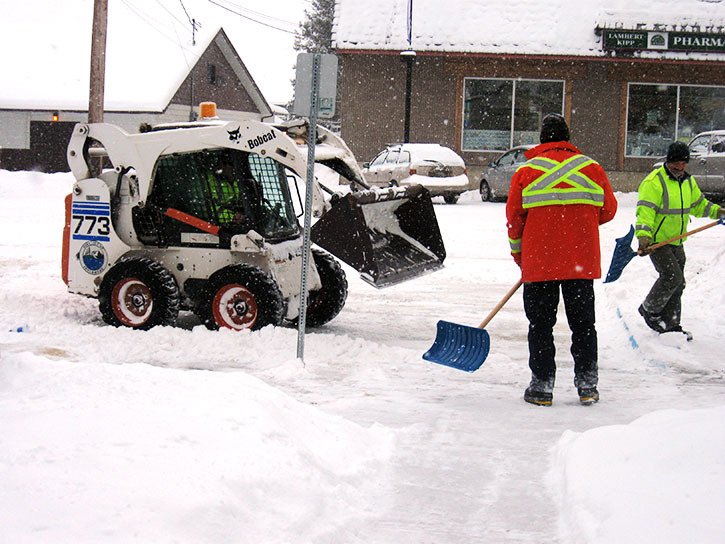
<box><xmin>666</xmin><ymin>141</ymin><xmax>690</xmax><ymax>163</ymax></box>
<box><xmin>540</xmin><ymin>113</ymin><xmax>570</xmax><ymax>143</ymax></box>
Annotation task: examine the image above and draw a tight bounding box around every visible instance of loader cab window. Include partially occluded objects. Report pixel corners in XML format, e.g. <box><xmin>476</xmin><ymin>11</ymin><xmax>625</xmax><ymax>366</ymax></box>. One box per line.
<box><xmin>139</xmin><ymin>148</ymin><xmax>297</xmax><ymax>247</ymax></box>
<box><xmin>248</xmin><ymin>154</ymin><xmax>298</xmax><ymax>239</ymax></box>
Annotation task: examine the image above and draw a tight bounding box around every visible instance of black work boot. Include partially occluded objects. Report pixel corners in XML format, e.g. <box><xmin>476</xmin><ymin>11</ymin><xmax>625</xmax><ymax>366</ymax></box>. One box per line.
<box><xmin>577</xmin><ymin>387</ymin><xmax>599</xmax><ymax>405</ymax></box>
<box><xmin>574</xmin><ymin>370</ymin><xmax>598</xmax><ymax>405</ymax></box>
<box><xmin>664</xmin><ymin>325</ymin><xmax>693</xmax><ymax>342</ymax></box>
<box><xmin>524</xmin><ymin>375</ymin><xmax>554</xmax><ymax>406</ymax></box>
<box><xmin>638</xmin><ymin>304</ymin><xmax>666</xmax><ymax>333</ymax></box>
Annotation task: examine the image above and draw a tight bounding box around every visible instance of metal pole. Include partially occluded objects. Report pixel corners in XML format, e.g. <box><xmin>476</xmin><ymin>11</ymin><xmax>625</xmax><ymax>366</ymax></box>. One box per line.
<box><xmin>402</xmin><ymin>0</ymin><xmax>414</xmax><ymax>143</ymax></box>
<box><xmin>296</xmin><ymin>54</ymin><xmax>321</xmax><ymax>362</ymax></box>
<box><xmin>403</xmin><ymin>54</ymin><xmax>413</xmax><ymax>143</ymax></box>
<box><xmin>88</xmin><ymin>0</ymin><xmax>108</xmax><ymax>123</ymax></box>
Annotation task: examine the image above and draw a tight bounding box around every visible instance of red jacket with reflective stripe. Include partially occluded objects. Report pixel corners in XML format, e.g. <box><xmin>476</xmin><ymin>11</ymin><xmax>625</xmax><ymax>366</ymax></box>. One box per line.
<box><xmin>505</xmin><ymin>141</ymin><xmax>618</xmax><ymax>282</ymax></box>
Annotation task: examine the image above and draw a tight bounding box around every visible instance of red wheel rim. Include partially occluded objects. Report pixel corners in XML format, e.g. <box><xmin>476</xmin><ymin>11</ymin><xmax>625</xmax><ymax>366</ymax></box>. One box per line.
<box><xmin>211</xmin><ymin>283</ymin><xmax>258</xmax><ymax>330</ymax></box>
<box><xmin>111</xmin><ymin>277</ymin><xmax>153</xmax><ymax>327</ymax></box>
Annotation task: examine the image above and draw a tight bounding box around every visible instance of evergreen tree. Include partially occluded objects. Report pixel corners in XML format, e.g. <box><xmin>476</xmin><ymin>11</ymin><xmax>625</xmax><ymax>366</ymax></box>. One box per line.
<box><xmin>288</xmin><ymin>0</ymin><xmax>338</xmax><ymax>127</ymax></box>
<box><xmin>294</xmin><ymin>0</ymin><xmax>334</xmax><ymax>53</ymax></box>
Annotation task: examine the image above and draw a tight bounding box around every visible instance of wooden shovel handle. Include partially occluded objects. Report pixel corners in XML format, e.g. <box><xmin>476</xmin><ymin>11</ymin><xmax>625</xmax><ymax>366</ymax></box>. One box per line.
<box><xmin>478</xmin><ymin>279</ymin><xmax>523</xmax><ymax>329</ymax></box>
<box><xmin>648</xmin><ymin>219</ymin><xmax>722</xmax><ymax>252</ymax></box>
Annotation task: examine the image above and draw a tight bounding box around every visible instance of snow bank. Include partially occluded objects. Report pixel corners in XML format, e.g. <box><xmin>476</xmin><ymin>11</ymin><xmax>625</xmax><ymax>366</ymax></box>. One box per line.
<box><xmin>550</xmin><ymin>406</ymin><xmax>725</xmax><ymax>544</ymax></box>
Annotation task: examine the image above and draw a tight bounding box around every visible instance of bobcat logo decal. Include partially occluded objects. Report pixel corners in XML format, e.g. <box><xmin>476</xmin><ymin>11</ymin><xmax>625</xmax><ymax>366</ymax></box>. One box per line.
<box><xmin>227</xmin><ymin>127</ymin><xmax>241</xmax><ymax>143</ymax></box>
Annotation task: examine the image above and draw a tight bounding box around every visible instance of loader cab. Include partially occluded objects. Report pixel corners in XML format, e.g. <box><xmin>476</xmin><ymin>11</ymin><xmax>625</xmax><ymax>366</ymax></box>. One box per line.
<box><xmin>133</xmin><ymin>148</ymin><xmax>299</xmax><ymax>247</ymax></box>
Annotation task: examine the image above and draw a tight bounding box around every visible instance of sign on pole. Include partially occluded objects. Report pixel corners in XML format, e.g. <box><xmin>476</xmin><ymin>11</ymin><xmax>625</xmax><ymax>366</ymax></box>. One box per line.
<box><xmin>293</xmin><ymin>53</ymin><xmax>338</xmax><ymax>119</ymax></box>
<box><xmin>293</xmin><ymin>53</ymin><xmax>338</xmax><ymax>362</ymax></box>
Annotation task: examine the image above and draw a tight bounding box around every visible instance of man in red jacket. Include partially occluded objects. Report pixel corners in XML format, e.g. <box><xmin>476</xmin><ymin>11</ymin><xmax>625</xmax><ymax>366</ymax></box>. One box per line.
<box><xmin>506</xmin><ymin>114</ymin><xmax>617</xmax><ymax>406</ymax></box>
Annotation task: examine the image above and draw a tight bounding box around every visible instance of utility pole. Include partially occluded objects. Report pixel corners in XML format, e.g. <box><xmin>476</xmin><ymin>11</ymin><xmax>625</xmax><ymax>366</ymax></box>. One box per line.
<box><xmin>88</xmin><ymin>0</ymin><xmax>108</xmax><ymax>123</ymax></box>
<box><xmin>401</xmin><ymin>0</ymin><xmax>415</xmax><ymax>143</ymax></box>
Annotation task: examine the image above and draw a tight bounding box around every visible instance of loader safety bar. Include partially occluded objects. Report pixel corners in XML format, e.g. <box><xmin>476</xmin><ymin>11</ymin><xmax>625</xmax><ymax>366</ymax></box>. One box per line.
<box><xmin>164</xmin><ymin>208</ymin><xmax>220</xmax><ymax>236</ymax></box>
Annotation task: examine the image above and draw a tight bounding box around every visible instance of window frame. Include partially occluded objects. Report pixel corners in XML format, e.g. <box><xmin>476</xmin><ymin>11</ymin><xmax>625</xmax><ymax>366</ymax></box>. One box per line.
<box><xmin>370</xmin><ymin>151</ymin><xmax>388</xmax><ymax>167</ymax></box>
<box><xmin>461</xmin><ymin>77</ymin><xmax>565</xmax><ymax>153</ymax></box>
<box><xmin>624</xmin><ymin>82</ymin><xmax>725</xmax><ymax>158</ymax></box>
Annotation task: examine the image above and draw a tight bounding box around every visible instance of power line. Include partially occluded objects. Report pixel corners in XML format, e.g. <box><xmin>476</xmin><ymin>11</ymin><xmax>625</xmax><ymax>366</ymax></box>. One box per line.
<box><xmin>151</xmin><ymin>0</ymin><xmax>188</xmax><ymax>27</ymax></box>
<box><xmin>178</xmin><ymin>0</ymin><xmax>194</xmax><ymax>26</ymax></box>
<box><xmin>207</xmin><ymin>0</ymin><xmax>297</xmax><ymax>34</ymax></box>
<box><xmin>121</xmin><ymin>0</ymin><xmax>200</xmax><ymax>55</ymax></box>
<box><xmin>174</xmin><ymin>0</ymin><xmax>201</xmax><ymax>45</ymax></box>
<box><xmin>211</xmin><ymin>0</ymin><xmax>298</xmax><ymax>27</ymax></box>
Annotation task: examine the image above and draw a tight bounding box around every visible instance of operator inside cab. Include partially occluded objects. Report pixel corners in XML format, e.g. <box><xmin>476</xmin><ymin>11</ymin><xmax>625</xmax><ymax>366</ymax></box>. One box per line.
<box><xmin>206</xmin><ymin>150</ymin><xmax>261</xmax><ymax>232</ymax></box>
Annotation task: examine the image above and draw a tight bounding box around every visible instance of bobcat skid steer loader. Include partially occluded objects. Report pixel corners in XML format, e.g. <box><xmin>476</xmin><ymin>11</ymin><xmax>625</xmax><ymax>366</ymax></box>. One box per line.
<box><xmin>61</xmin><ymin>110</ymin><xmax>446</xmax><ymax>331</ymax></box>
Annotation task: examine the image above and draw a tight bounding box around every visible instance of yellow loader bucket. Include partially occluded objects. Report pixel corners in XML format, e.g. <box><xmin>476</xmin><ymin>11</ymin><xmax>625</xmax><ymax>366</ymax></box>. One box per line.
<box><xmin>311</xmin><ymin>185</ymin><xmax>445</xmax><ymax>287</ymax></box>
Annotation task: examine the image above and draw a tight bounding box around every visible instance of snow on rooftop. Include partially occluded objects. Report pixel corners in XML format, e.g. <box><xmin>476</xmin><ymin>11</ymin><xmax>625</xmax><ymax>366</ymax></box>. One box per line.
<box><xmin>332</xmin><ymin>0</ymin><xmax>725</xmax><ymax>62</ymax></box>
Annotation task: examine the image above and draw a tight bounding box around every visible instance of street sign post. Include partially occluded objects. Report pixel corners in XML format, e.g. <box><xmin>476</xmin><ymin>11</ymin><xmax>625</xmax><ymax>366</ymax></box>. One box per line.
<box><xmin>293</xmin><ymin>53</ymin><xmax>338</xmax><ymax>362</ymax></box>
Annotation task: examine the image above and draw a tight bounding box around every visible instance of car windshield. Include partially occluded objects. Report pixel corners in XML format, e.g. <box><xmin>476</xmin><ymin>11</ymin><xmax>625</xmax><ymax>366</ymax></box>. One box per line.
<box><xmin>689</xmin><ymin>135</ymin><xmax>710</xmax><ymax>155</ymax></box>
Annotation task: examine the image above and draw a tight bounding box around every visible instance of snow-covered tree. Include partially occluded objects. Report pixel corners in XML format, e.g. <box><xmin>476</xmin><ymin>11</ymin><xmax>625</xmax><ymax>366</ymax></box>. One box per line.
<box><xmin>290</xmin><ymin>0</ymin><xmax>339</xmax><ymax>128</ymax></box>
<box><xmin>294</xmin><ymin>0</ymin><xmax>334</xmax><ymax>53</ymax></box>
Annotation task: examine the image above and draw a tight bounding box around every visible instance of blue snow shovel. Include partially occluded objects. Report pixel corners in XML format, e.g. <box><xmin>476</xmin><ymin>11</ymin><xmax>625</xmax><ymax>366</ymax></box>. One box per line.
<box><xmin>603</xmin><ymin>225</ymin><xmax>637</xmax><ymax>283</ymax></box>
<box><xmin>423</xmin><ymin>279</ymin><xmax>522</xmax><ymax>372</ymax></box>
<box><xmin>604</xmin><ymin>219</ymin><xmax>723</xmax><ymax>283</ymax></box>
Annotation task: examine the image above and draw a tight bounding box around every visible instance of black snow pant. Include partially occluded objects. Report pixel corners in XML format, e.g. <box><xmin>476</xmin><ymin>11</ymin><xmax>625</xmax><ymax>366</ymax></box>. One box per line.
<box><xmin>643</xmin><ymin>244</ymin><xmax>686</xmax><ymax>330</ymax></box>
<box><xmin>523</xmin><ymin>279</ymin><xmax>598</xmax><ymax>388</ymax></box>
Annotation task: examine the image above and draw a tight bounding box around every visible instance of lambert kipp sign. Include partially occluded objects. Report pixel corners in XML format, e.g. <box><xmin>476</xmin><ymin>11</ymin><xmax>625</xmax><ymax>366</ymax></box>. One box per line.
<box><xmin>602</xmin><ymin>29</ymin><xmax>725</xmax><ymax>53</ymax></box>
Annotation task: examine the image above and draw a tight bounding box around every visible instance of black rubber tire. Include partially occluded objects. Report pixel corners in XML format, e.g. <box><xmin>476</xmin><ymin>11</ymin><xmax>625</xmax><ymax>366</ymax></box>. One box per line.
<box><xmin>99</xmin><ymin>257</ymin><xmax>180</xmax><ymax>330</ymax></box>
<box><xmin>292</xmin><ymin>249</ymin><xmax>348</xmax><ymax>329</ymax></box>
<box><xmin>443</xmin><ymin>194</ymin><xmax>459</xmax><ymax>204</ymax></box>
<box><xmin>197</xmin><ymin>264</ymin><xmax>284</xmax><ymax>331</ymax></box>
<box><xmin>479</xmin><ymin>180</ymin><xmax>492</xmax><ymax>202</ymax></box>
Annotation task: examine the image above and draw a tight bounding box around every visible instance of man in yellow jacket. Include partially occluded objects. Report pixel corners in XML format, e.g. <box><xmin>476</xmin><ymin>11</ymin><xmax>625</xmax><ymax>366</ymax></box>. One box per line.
<box><xmin>636</xmin><ymin>141</ymin><xmax>724</xmax><ymax>337</ymax></box>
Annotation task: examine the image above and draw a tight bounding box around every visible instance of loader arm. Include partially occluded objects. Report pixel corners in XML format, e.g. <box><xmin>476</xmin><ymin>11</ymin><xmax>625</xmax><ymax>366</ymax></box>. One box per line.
<box><xmin>275</xmin><ymin>119</ymin><xmax>447</xmax><ymax>287</ymax></box>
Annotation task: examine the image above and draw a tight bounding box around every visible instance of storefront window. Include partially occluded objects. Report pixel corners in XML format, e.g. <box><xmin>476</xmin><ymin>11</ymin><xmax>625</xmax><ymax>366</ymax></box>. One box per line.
<box><xmin>626</xmin><ymin>83</ymin><xmax>725</xmax><ymax>157</ymax></box>
<box><xmin>678</xmin><ymin>86</ymin><xmax>725</xmax><ymax>140</ymax></box>
<box><xmin>513</xmin><ymin>81</ymin><xmax>565</xmax><ymax>147</ymax></box>
<box><xmin>463</xmin><ymin>78</ymin><xmax>564</xmax><ymax>151</ymax></box>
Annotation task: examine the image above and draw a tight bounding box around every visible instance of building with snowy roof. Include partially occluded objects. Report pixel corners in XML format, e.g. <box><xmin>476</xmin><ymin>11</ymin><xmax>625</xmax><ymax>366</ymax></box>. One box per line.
<box><xmin>332</xmin><ymin>0</ymin><xmax>725</xmax><ymax>189</ymax></box>
<box><xmin>0</xmin><ymin>1</ymin><xmax>272</xmax><ymax>172</ymax></box>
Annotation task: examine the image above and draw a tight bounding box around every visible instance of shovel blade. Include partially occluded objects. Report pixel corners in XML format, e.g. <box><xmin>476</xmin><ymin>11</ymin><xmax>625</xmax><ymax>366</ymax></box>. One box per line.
<box><xmin>604</xmin><ymin>225</ymin><xmax>637</xmax><ymax>283</ymax></box>
<box><xmin>423</xmin><ymin>320</ymin><xmax>491</xmax><ymax>372</ymax></box>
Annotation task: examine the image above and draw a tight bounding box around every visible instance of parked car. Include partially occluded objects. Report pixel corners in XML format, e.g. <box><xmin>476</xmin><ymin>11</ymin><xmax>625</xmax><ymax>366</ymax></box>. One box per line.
<box><xmin>362</xmin><ymin>143</ymin><xmax>469</xmax><ymax>204</ymax></box>
<box><xmin>478</xmin><ymin>145</ymin><xmax>535</xmax><ymax>202</ymax></box>
<box><xmin>653</xmin><ymin>130</ymin><xmax>725</xmax><ymax>201</ymax></box>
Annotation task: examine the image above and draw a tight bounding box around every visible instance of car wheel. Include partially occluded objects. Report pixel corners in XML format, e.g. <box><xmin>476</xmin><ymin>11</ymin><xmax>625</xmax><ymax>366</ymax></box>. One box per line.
<box><xmin>479</xmin><ymin>180</ymin><xmax>492</xmax><ymax>202</ymax></box>
<box><xmin>197</xmin><ymin>264</ymin><xmax>284</xmax><ymax>331</ymax></box>
<box><xmin>443</xmin><ymin>194</ymin><xmax>459</xmax><ymax>204</ymax></box>
<box><xmin>99</xmin><ymin>257</ymin><xmax>180</xmax><ymax>330</ymax></box>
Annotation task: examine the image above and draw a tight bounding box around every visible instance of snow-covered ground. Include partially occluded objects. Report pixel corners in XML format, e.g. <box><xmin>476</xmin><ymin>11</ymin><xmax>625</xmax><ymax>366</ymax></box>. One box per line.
<box><xmin>1</xmin><ymin>169</ymin><xmax>723</xmax><ymax>543</ymax></box>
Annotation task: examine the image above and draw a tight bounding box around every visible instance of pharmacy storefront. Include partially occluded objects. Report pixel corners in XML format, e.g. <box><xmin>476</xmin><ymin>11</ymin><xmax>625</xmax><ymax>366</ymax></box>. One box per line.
<box><xmin>457</xmin><ymin>26</ymin><xmax>725</xmax><ymax>184</ymax></box>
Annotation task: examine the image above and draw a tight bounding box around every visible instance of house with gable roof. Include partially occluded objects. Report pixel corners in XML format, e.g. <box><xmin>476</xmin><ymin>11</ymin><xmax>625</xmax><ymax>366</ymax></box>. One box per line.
<box><xmin>332</xmin><ymin>0</ymin><xmax>725</xmax><ymax>189</ymax></box>
<box><xmin>0</xmin><ymin>0</ymin><xmax>272</xmax><ymax>172</ymax></box>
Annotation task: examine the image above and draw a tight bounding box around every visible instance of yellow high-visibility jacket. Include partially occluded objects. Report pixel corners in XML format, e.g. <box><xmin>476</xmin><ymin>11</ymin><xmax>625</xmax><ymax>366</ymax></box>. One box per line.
<box><xmin>635</xmin><ymin>166</ymin><xmax>721</xmax><ymax>245</ymax></box>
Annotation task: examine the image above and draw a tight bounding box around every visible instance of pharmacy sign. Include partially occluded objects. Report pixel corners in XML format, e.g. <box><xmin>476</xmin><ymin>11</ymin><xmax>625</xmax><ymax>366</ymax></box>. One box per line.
<box><xmin>602</xmin><ymin>29</ymin><xmax>725</xmax><ymax>53</ymax></box>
